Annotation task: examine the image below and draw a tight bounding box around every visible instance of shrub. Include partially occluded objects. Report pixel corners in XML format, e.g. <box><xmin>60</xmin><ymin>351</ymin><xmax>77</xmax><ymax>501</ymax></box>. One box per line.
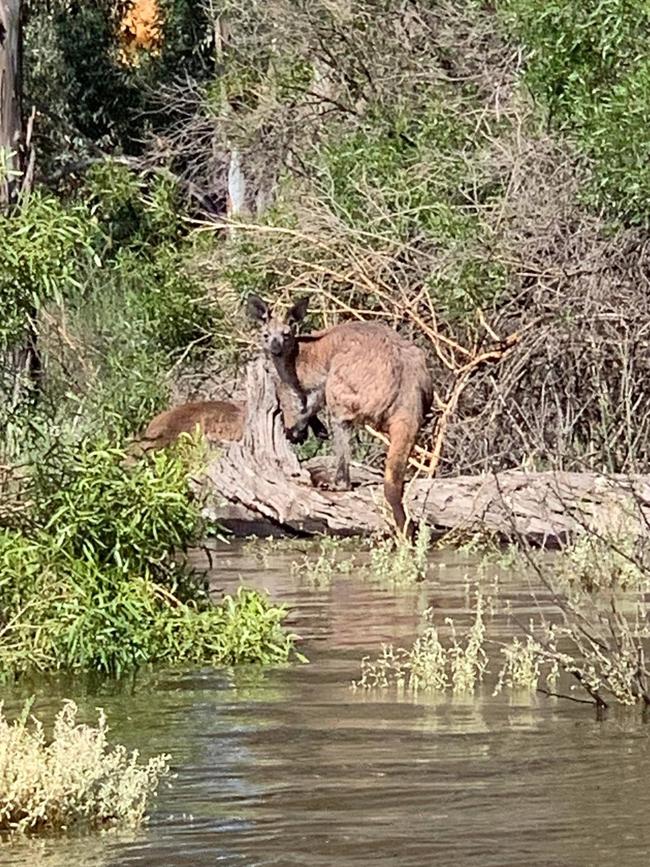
<box><xmin>0</xmin><ymin>192</ymin><xmax>97</xmax><ymax>349</ymax></box>
<box><xmin>0</xmin><ymin>441</ymin><xmax>299</xmax><ymax>677</ymax></box>
<box><xmin>316</xmin><ymin>97</ymin><xmax>473</xmax><ymax>237</ymax></box>
<box><xmin>0</xmin><ymin>700</ymin><xmax>170</xmax><ymax>834</ymax></box>
<box><xmin>84</xmin><ymin>163</ymin><xmax>184</xmax><ymax>251</ymax></box>
<box><xmin>0</xmin><ymin>159</ymin><xmax>219</xmax><ymax>447</ymax></box>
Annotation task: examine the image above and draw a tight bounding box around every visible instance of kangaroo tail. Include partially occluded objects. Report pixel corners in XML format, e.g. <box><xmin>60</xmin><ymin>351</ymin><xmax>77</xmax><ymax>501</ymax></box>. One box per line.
<box><xmin>384</xmin><ymin>415</ymin><xmax>419</xmax><ymax>537</ymax></box>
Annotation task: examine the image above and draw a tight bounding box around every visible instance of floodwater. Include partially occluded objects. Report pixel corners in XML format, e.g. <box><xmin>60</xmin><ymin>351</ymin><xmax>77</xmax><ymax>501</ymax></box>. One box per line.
<box><xmin>2</xmin><ymin>541</ymin><xmax>650</xmax><ymax>867</ymax></box>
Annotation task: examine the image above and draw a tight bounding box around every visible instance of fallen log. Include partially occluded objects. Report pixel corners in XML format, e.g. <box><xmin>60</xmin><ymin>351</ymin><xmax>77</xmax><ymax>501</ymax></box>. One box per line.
<box><xmin>198</xmin><ymin>359</ymin><xmax>650</xmax><ymax>546</ymax></box>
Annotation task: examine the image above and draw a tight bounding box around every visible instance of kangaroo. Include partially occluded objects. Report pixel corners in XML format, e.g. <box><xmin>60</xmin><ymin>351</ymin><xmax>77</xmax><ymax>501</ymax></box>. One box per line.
<box><xmin>132</xmin><ymin>391</ymin><xmax>327</xmax><ymax>456</ymax></box>
<box><xmin>247</xmin><ymin>294</ymin><xmax>433</xmax><ymax>535</ymax></box>
<box><xmin>133</xmin><ymin>400</ymin><xmax>246</xmax><ymax>454</ymax></box>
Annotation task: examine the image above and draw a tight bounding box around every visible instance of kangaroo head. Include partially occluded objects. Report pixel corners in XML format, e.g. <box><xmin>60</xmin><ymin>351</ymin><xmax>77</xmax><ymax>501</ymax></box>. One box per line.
<box><xmin>246</xmin><ymin>294</ymin><xmax>310</xmax><ymax>358</ymax></box>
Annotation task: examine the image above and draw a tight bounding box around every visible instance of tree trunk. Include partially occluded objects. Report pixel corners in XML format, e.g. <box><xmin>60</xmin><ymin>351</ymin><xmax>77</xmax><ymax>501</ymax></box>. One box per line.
<box><xmin>0</xmin><ymin>0</ymin><xmax>41</xmax><ymax>407</ymax></box>
<box><xmin>0</xmin><ymin>0</ymin><xmax>23</xmax><ymax>207</ymax></box>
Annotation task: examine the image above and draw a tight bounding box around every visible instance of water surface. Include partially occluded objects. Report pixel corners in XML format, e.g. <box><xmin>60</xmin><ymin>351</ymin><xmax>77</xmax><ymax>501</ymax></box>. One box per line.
<box><xmin>3</xmin><ymin>542</ymin><xmax>649</xmax><ymax>866</ymax></box>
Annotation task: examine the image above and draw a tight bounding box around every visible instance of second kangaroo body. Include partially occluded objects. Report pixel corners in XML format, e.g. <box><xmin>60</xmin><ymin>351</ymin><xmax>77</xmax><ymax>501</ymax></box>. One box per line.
<box><xmin>248</xmin><ymin>295</ymin><xmax>433</xmax><ymax>535</ymax></box>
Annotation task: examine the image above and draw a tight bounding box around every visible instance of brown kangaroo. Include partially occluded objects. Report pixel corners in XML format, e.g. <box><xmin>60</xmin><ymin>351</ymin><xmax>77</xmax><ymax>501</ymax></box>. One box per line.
<box><xmin>247</xmin><ymin>294</ymin><xmax>433</xmax><ymax>535</ymax></box>
<box><xmin>132</xmin><ymin>390</ymin><xmax>327</xmax><ymax>455</ymax></box>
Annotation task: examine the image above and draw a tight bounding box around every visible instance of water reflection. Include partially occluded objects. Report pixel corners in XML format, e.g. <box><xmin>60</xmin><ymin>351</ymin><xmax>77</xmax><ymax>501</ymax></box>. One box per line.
<box><xmin>2</xmin><ymin>540</ymin><xmax>649</xmax><ymax>866</ymax></box>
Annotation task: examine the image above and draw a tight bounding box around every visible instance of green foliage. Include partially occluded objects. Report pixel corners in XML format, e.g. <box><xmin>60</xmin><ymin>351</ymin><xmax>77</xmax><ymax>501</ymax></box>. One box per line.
<box><xmin>0</xmin><ymin>160</ymin><xmax>217</xmax><ymax>444</ymax></box>
<box><xmin>31</xmin><ymin>440</ymin><xmax>198</xmax><ymax>573</ymax></box>
<box><xmin>426</xmin><ymin>257</ymin><xmax>508</xmax><ymax>320</ymax></box>
<box><xmin>317</xmin><ymin>99</ymin><xmax>474</xmax><ymax>237</ymax></box>
<box><xmin>84</xmin><ymin>163</ymin><xmax>184</xmax><ymax>251</ymax></box>
<box><xmin>354</xmin><ymin>592</ymin><xmax>488</xmax><ymax>692</ymax></box>
<box><xmin>290</xmin><ymin>537</ymin><xmax>356</xmax><ymax>589</ymax></box>
<box><xmin>24</xmin><ymin>0</ymin><xmax>214</xmax><ymax>171</ymax></box>
<box><xmin>500</xmin><ymin>0</ymin><xmax>650</xmax><ymax>116</ymax></box>
<box><xmin>0</xmin><ymin>443</ymin><xmax>299</xmax><ymax>678</ymax></box>
<box><xmin>369</xmin><ymin>524</ymin><xmax>432</xmax><ymax>584</ymax></box>
<box><xmin>0</xmin><ymin>192</ymin><xmax>97</xmax><ymax>347</ymax></box>
<box><xmin>502</xmin><ymin>0</ymin><xmax>650</xmax><ymax>223</ymax></box>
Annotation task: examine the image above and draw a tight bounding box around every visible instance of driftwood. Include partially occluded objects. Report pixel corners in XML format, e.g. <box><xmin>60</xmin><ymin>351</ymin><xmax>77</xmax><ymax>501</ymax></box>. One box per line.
<box><xmin>198</xmin><ymin>360</ymin><xmax>650</xmax><ymax>545</ymax></box>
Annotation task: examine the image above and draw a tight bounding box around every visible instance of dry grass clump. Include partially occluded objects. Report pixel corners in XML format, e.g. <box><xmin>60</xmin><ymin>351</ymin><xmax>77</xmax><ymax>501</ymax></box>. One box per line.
<box><xmin>0</xmin><ymin>701</ymin><xmax>170</xmax><ymax>835</ymax></box>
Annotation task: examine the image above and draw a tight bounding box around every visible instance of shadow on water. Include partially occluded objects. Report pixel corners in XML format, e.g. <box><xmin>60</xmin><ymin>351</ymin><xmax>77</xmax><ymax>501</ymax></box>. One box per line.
<box><xmin>2</xmin><ymin>541</ymin><xmax>650</xmax><ymax>866</ymax></box>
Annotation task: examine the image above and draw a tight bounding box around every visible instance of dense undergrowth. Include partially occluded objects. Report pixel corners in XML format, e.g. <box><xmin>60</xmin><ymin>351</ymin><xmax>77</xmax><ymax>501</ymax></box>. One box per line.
<box><xmin>189</xmin><ymin>0</ymin><xmax>650</xmax><ymax>475</ymax></box>
<box><xmin>6</xmin><ymin>1</ymin><xmax>650</xmax><ymax>470</ymax></box>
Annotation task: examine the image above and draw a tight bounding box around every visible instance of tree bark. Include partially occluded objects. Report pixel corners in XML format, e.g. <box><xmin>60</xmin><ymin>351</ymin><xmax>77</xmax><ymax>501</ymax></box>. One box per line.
<box><xmin>0</xmin><ymin>0</ymin><xmax>41</xmax><ymax>406</ymax></box>
<box><xmin>0</xmin><ymin>0</ymin><xmax>23</xmax><ymax>207</ymax></box>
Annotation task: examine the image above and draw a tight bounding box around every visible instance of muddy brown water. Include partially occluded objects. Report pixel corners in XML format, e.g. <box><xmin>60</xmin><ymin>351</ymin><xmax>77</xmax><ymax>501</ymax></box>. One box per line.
<box><xmin>2</xmin><ymin>541</ymin><xmax>650</xmax><ymax>867</ymax></box>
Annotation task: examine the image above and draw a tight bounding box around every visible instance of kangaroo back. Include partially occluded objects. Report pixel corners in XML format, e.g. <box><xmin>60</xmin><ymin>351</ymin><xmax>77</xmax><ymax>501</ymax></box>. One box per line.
<box><xmin>130</xmin><ymin>386</ymin><xmax>326</xmax><ymax>458</ymax></box>
<box><xmin>134</xmin><ymin>400</ymin><xmax>246</xmax><ymax>454</ymax></box>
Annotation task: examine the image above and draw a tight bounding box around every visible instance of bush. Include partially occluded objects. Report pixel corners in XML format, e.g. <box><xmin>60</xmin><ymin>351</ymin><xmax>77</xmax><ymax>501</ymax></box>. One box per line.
<box><xmin>0</xmin><ymin>700</ymin><xmax>170</xmax><ymax>833</ymax></box>
<box><xmin>501</xmin><ymin>0</ymin><xmax>650</xmax><ymax>224</ymax></box>
<box><xmin>0</xmin><ymin>160</ymin><xmax>220</xmax><ymax>447</ymax></box>
<box><xmin>0</xmin><ymin>192</ymin><xmax>97</xmax><ymax>349</ymax></box>
<box><xmin>84</xmin><ymin>163</ymin><xmax>184</xmax><ymax>251</ymax></box>
<box><xmin>316</xmin><ymin>97</ymin><xmax>473</xmax><ymax>237</ymax></box>
<box><xmin>0</xmin><ymin>441</ymin><xmax>299</xmax><ymax>677</ymax></box>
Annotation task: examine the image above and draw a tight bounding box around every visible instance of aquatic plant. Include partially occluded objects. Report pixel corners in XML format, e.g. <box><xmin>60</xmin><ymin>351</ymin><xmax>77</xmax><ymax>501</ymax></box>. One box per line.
<box><xmin>0</xmin><ymin>700</ymin><xmax>170</xmax><ymax>834</ymax></box>
<box><xmin>290</xmin><ymin>537</ymin><xmax>356</xmax><ymax>589</ymax></box>
<box><xmin>354</xmin><ymin>591</ymin><xmax>487</xmax><ymax>693</ymax></box>
<box><xmin>483</xmin><ymin>517</ymin><xmax>650</xmax><ymax>711</ymax></box>
<box><xmin>368</xmin><ymin>524</ymin><xmax>431</xmax><ymax>585</ymax></box>
<box><xmin>493</xmin><ymin>636</ymin><xmax>550</xmax><ymax>694</ymax></box>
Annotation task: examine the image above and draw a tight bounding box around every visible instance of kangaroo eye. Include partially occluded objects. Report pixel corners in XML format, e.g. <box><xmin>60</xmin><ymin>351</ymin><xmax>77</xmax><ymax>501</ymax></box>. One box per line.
<box><xmin>261</xmin><ymin>330</ymin><xmax>269</xmax><ymax>339</ymax></box>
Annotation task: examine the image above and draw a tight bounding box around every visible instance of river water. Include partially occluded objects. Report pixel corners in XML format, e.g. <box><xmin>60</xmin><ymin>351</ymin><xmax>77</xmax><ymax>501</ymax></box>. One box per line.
<box><xmin>3</xmin><ymin>541</ymin><xmax>650</xmax><ymax>866</ymax></box>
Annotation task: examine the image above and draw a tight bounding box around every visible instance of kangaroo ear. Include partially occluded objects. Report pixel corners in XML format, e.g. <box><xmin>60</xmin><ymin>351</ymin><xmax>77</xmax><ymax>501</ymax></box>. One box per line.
<box><xmin>287</xmin><ymin>296</ymin><xmax>310</xmax><ymax>325</ymax></box>
<box><xmin>246</xmin><ymin>294</ymin><xmax>270</xmax><ymax>323</ymax></box>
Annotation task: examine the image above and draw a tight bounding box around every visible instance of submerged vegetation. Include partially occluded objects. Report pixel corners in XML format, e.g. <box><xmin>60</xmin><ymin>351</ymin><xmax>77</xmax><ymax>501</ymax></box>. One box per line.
<box><xmin>355</xmin><ymin>526</ymin><xmax>650</xmax><ymax>713</ymax></box>
<box><xmin>0</xmin><ymin>700</ymin><xmax>170</xmax><ymax>834</ymax></box>
<box><xmin>354</xmin><ymin>592</ymin><xmax>488</xmax><ymax>693</ymax></box>
<box><xmin>288</xmin><ymin>527</ymin><xmax>432</xmax><ymax>589</ymax></box>
<box><xmin>368</xmin><ymin>525</ymin><xmax>432</xmax><ymax>585</ymax></box>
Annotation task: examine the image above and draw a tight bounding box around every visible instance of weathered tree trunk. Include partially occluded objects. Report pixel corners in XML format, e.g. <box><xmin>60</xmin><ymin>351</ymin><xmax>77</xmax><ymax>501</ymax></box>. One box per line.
<box><xmin>199</xmin><ymin>361</ymin><xmax>650</xmax><ymax>545</ymax></box>
<box><xmin>0</xmin><ymin>0</ymin><xmax>23</xmax><ymax>207</ymax></box>
<box><xmin>0</xmin><ymin>0</ymin><xmax>41</xmax><ymax>406</ymax></box>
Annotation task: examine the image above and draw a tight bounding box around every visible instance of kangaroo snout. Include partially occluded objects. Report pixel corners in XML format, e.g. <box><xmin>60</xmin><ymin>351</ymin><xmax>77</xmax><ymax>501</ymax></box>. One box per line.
<box><xmin>269</xmin><ymin>337</ymin><xmax>285</xmax><ymax>356</ymax></box>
